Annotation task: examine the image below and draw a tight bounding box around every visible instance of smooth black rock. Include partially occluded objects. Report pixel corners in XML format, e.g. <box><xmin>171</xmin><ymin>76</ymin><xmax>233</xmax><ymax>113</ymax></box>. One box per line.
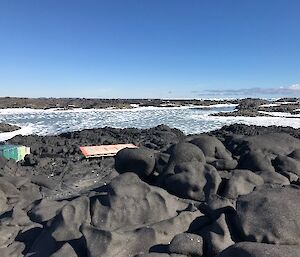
<box><xmin>115</xmin><ymin>147</ymin><xmax>156</xmax><ymax>177</ymax></box>
<box><xmin>165</xmin><ymin>142</ymin><xmax>206</xmax><ymax>174</ymax></box>
<box><xmin>273</xmin><ymin>154</ymin><xmax>300</xmax><ymax>177</ymax></box>
<box><xmin>189</xmin><ymin>135</ymin><xmax>237</xmax><ymax>170</ymax></box>
<box><xmin>200</xmin><ymin>214</ymin><xmax>234</xmax><ymax>257</ymax></box>
<box><xmin>223</xmin><ymin>169</ymin><xmax>264</xmax><ymax>199</ymax></box>
<box><xmin>236</xmin><ymin>185</ymin><xmax>300</xmax><ymax>244</ymax></box>
<box><xmin>217</xmin><ymin>242</ymin><xmax>300</xmax><ymax>257</ymax></box>
<box><xmin>168</xmin><ymin>233</ymin><xmax>203</xmax><ymax>256</ymax></box>
<box><xmin>164</xmin><ymin>161</ymin><xmax>221</xmax><ymax>201</ymax></box>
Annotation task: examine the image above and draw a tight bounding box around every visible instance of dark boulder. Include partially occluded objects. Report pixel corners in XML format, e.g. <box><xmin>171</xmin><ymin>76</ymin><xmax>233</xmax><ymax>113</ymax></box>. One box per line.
<box><xmin>223</xmin><ymin>169</ymin><xmax>264</xmax><ymax>199</ymax></box>
<box><xmin>91</xmin><ymin>173</ymin><xmax>188</xmax><ymax>231</ymax></box>
<box><xmin>289</xmin><ymin>149</ymin><xmax>300</xmax><ymax>160</ymax></box>
<box><xmin>189</xmin><ymin>135</ymin><xmax>237</xmax><ymax>170</ymax></box>
<box><xmin>82</xmin><ymin>225</ymin><xmax>157</xmax><ymax>257</ymax></box>
<box><xmin>273</xmin><ymin>154</ymin><xmax>300</xmax><ymax>177</ymax></box>
<box><xmin>255</xmin><ymin>170</ymin><xmax>290</xmax><ymax>185</ymax></box>
<box><xmin>238</xmin><ymin>150</ymin><xmax>274</xmax><ymax>172</ymax></box>
<box><xmin>164</xmin><ymin>161</ymin><xmax>221</xmax><ymax>201</ymax></box>
<box><xmin>115</xmin><ymin>147</ymin><xmax>156</xmax><ymax>177</ymax></box>
<box><xmin>217</xmin><ymin>242</ymin><xmax>300</xmax><ymax>257</ymax></box>
<box><xmin>236</xmin><ymin>185</ymin><xmax>300</xmax><ymax>244</ymax></box>
<box><xmin>164</xmin><ymin>142</ymin><xmax>206</xmax><ymax>175</ymax></box>
<box><xmin>200</xmin><ymin>214</ymin><xmax>234</xmax><ymax>256</ymax></box>
<box><xmin>49</xmin><ymin>243</ymin><xmax>78</xmax><ymax>257</ymax></box>
<box><xmin>22</xmin><ymin>154</ymin><xmax>38</xmax><ymax>166</ymax></box>
<box><xmin>168</xmin><ymin>233</ymin><xmax>203</xmax><ymax>256</ymax></box>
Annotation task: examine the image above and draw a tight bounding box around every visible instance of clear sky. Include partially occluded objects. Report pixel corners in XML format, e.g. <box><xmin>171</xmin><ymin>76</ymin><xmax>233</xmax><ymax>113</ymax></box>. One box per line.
<box><xmin>0</xmin><ymin>0</ymin><xmax>300</xmax><ymax>99</ymax></box>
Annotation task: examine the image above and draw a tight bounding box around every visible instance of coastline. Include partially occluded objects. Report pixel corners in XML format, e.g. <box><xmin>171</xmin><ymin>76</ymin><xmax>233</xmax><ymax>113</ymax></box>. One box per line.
<box><xmin>1</xmin><ymin>100</ymin><xmax>300</xmax><ymax>141</ymax></box>
<box><xmin>0</xmin><ymin>124</ymin><xmax>299</xmax><ymax>256</ymax></box>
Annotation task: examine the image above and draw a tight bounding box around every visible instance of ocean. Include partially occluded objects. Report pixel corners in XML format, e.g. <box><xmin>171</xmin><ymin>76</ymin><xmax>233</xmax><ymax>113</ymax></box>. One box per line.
<box><xmin>0</xmin><ymin>104</ymin><xmax>300</xmax><ymax>141</ymax></box>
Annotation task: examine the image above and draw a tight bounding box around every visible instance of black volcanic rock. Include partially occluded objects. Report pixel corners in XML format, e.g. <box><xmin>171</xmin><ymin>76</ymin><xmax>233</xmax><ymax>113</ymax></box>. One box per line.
<box><xmin>238</xmin><ymin>150</ymin><xmax>275</xmax><ymax>172</ymax></box>
<box><xmin>210</xmin><ymin>124</ymin><xmax>300</xmax><ymax>140</ymax></box>
<box><xmin>189</xmin><ymin>135</ymin><xmax>237</xmax><ymax>170</ymax></box>
<box><xmin>0</xmin><ymin>123</ymin><xmax>21</xmax><ymax>132</ymax></box>
<box><xmin>49</xmin><ymin>243</ymin><xmax>78</xmax><ymax>257</ymax></box>
<box><xmin>164</xmin><ymin>161</ymin><xmax>221</xmax><ymax>201</ymax></box>
<box><xmin>168</xmin><ymin>233</ymin><xmax>203</xmax><ymax>256</ymax></box>
<box><xmin>0</xmin><ymin>97</ymin><xmax>235</xmax><ymax>110</ymax></box>
<box><xmin>235</xmin><ymin>185</ymin><xmax>300</xmax><ymax>244</ymax></box>
<box><xmin>211</xmin><ymin>98</ymin><xmax>300</xmax><ymax>117</ymax></box>
<box><xmin>115</xmin><ymin>147</ymin><xmax>156</xmax><ymax>177</ymax></box>
<box><xmin>0</xmin><ymin>124</ymin><xmax>299</xmax><ymax>256</ymax></box>
<box><xmin>217</xmin><ymin>242</ymin><xmax>300</xmax><ymax>257</ymax></box>
<box><xmin>82</xmin><ymin>225</ymin><xmax>157</xmax><ymax>257</ymax></box>
<box><xmin>222</xmin><ymin>169</ymin><xmax>264</xmax><ymax>199</ymax></box>
<box><xmin>90</xmin><ymin>172</ymin><xmax>188</xmax><ymax>231</ymax></box>
<box><xmin>163</xmin><ymin>142</ymin><xmax>206</xmax><ymax>176</ymax></box>
<box><xmin>255</xmin><ymin>170</ymin><xmax>290</xmax><ymax>185</ymax></box>
<box><xmin>22</xmin><ymin>154</ymin><xmax>38</xmax><ymax>166</ymax></box>
<box><xmin>273</xmin><ymin>154</ymin><xmax>300</xmax><ymax>177</ymax></box>
<box><xmin>200</xmin><ymin>213</ymin><xmax>234</xmax><ymax>256</ymax></box>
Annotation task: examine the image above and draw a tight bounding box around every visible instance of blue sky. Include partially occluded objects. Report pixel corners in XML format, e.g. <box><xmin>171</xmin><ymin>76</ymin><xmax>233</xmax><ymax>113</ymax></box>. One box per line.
<box><xmin>0</xmin><ymin>0</ymin><xmax>300</xmax><ymax>98</ymax></box>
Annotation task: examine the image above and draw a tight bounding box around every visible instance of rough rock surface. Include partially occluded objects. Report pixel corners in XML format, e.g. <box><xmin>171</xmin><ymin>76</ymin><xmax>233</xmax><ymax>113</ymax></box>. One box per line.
<box><xmin>223</xmin><ymin>169</ymin><xmax>264</xmax><ymax>199</ymax></box>
<box><xmin>236</xmin><ymin>185</ymin><xmax>300</xmax><ymax>244</ymax></box>
<box><xmin>0</xmin><ymin>123</ymin><xmax>21</xmax><ymax>132</ymax></box>
<box><xmin>164</xmin><ymin>161</ymin><xmax>221</xmax><ymax>201</ymax></box>
<box><xmin>217</xmin><ymin>242</ymin><xmax>300</xmax><ymax>257</ymax></box>
<box><xmin>0</xmin><ymin>124</ymin><xmax>299</xmax><ymax>256</ymax></box>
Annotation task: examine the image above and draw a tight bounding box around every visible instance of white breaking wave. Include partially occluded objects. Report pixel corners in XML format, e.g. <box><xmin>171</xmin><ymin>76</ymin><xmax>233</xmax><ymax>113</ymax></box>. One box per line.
<box><xmin>0</xmin><ymin>125</ymin><xmax>34</xmax><ymax>141</ymax></box>
<box><xmin>0</xmin><ymin>105</ymin><xmax>299</xmax><ymax>141</ymax></box>
<box><xmin>258</xmin><ymin>111</ymin><xmax>300</xmax><ymax>118</ymax></box>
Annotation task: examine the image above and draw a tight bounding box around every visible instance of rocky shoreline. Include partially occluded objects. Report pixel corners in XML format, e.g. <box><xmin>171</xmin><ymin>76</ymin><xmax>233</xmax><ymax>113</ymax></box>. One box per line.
<box><xmin>0</xmin><ymin>122</ymin><xmax>21</xmax><ymax>133</ymax></box>
<box><xmin>0</xmin><ymin>97</ymin><xmax>237</xmax><ymax>110</ymax></box>
<box><xmin>0</xmin><ymin>124</ymin><xmax>299</xmax><ymax>257</ymax></box>
<box><xmin>1</xmin><ymin>97</ymin><xmax>299</xmax><ymax>119</ymax></box>
<box><xmin>211</xmin><ymin>98</ymin><xmax>300</xmax><ymax>117</ymax></box>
